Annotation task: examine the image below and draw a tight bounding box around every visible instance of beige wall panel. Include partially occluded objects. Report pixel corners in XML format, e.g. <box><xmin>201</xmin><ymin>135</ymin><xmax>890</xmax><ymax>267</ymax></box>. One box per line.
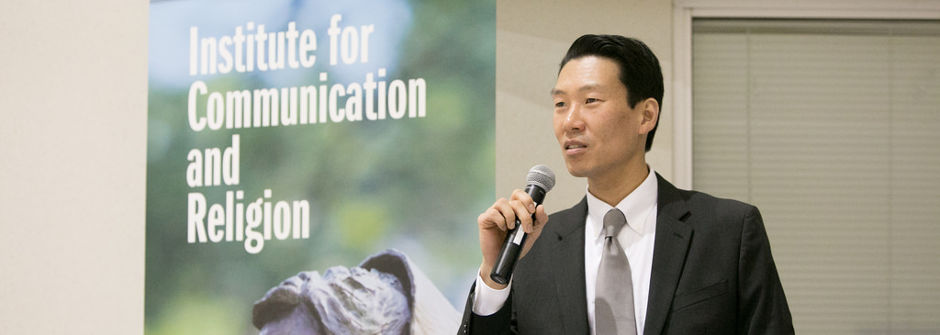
<box><xmin>0</xmin><ymin>0</ymin><xmax>148</xmax><ymax>334</ymax></box>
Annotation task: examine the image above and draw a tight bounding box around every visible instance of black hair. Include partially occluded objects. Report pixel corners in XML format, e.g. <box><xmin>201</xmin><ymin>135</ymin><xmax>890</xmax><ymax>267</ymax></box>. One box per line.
<box><xmin>559</xmin><ymin>34</ymin><xmax>663</xmax><ymax>152</ymax></box>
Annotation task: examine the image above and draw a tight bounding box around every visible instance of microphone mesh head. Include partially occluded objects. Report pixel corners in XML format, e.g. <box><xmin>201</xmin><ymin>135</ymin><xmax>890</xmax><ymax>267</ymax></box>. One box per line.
<box><xmin>526</xmin><ymin>165</ymin><xmax>556</xmax><ymax>192</ymax></box>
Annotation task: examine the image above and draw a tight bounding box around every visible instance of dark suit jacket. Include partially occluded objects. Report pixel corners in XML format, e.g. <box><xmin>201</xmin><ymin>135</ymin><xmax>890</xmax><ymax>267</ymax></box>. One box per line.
<box><xmin>458</xmin><ymin>174</ymin><xmax>793</xmax><ymax>334</ymax></box>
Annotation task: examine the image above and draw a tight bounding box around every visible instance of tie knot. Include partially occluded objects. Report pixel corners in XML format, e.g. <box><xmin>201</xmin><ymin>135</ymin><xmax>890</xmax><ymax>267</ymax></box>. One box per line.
<box><xmin>602</xmin><ymin>208</ymin><xmax>627</xmax><ymax>238</ymax></box>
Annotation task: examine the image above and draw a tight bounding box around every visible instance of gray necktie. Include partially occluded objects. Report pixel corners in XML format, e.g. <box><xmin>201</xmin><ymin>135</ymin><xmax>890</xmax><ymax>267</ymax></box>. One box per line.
<box><xmin>595</xmin><ymin>208</ymin><xmax>636</xmax><ymax>335</ymax></box>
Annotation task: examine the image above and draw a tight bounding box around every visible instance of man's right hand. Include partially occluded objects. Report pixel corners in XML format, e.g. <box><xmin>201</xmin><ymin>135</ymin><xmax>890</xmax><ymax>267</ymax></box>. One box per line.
<box><xmin>477</xmin><ymin>188</ymin><xmax>549</xmax><ymax>290</ymax></box>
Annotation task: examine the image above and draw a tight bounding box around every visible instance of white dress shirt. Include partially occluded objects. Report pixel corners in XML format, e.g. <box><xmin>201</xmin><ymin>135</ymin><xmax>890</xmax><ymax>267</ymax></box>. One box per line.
<box><xmin>473</xmin><ymin>168</ymin><xmax>659</xmax><ymax>335</ymax></box>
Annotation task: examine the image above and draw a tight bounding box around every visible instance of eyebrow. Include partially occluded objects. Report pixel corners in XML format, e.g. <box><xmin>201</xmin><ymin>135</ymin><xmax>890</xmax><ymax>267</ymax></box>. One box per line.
<box><xmin>550</xmin><ymin>84</ymin><xmax>602</xmax><ymax>96</ymax></box>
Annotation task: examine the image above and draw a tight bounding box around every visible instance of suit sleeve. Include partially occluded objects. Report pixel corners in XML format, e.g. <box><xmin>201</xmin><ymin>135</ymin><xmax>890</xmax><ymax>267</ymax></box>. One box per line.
<box><xmin>457</xmin><ymin>282</ymin><xmax>515</xmax><ymax>335</ymax></box>
<box><xmin>737</xmin><ymin>206</ymin><xmax>795</xmax><ymax>334</ymax></box>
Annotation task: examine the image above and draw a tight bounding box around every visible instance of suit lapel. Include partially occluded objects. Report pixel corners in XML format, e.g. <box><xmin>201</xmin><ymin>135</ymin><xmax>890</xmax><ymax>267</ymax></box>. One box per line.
<box><xmin>644</xmin><ymin>174</ymin><xmax>693</xmax><ymax>335</ymax></box>
<box><xmin>549</xmin><ymin>197</ymin><xmax>589</xmax><ymax>334</ymax></box>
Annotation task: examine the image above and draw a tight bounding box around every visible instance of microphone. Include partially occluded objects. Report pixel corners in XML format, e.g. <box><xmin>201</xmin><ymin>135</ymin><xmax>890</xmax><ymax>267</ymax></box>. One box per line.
<box><xmin>490</xmin><ymin>165</ymin><xmax>555</xmax><ymax>285</ymax></box>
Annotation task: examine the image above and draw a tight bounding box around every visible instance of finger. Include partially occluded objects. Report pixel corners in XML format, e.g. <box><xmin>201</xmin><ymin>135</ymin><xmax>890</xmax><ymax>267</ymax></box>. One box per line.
<box><xmin>510</xmin><ymin>189</ymin><xmax>536</xmax><ymax>213</ymax></box>
<box><xmin>509</xmin><ymin>199</ymin><xmax>532</xmax><ymax>233</ymax></box>
<box><xmin>522</xmin><ymin>219</ymin><xmax>534</xmax><ymax>234</ymax></box>
<box><xmin>478</xmin><ymin>208</ymin><xmax>507</xmax><ymax>232</ymax></box>
<box><xmin>493</xmin><ymin>198</ymin><xmax>516</xmax><ymax>230</ymax></box>
<box><xmin>534</xmin><ymin>205</ymin><xmax>549</xmax><ymax>228</ymax></box>
<box><xmin>526</xmin><ymin>206</ymin><xmax>549</xmax><ymax>239</ymax></box>
<box><xmin>526</xmin><ymin>205</ymin><xmax>548</xmax><ymax>237</ymax></box>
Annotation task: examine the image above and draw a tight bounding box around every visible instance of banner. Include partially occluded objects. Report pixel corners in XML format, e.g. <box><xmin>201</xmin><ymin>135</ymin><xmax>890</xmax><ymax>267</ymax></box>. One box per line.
<box><xmin>146</xmin><ymin>0</ymin><xmax>494</xmax><ymax>333</ymax></box>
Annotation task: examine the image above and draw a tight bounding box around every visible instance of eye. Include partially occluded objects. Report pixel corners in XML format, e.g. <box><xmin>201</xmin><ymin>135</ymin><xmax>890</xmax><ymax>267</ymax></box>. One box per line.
<box><xmin>585</xmin><ymin>98</ymin><xmax>600</xmax><ymax>104</ymax></box>
<box><xmin>555</xmin><ymin>101</ymin><xmax>566</xmax><ymax>108</ymax></box>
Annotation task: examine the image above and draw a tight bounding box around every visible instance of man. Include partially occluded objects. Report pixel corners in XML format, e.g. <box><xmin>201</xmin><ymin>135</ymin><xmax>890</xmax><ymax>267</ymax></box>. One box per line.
<box><xmin>458</xmin><ymin>34</ymin><xmax>793</xmax><ymax>334</ymax></box>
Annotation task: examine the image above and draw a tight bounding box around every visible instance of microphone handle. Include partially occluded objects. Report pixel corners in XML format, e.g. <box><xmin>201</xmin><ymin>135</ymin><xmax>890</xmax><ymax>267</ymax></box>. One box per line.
<box><xmin>490</xmin><ymin>184</ymin><xmax>547</xmax><ymax>285</ymax></box>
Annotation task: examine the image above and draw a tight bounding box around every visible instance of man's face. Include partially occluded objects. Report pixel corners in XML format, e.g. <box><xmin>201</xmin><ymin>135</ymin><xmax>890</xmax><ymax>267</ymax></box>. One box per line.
<box><xmin>552</xmin><ymin>56</ymin><xmax>649</xmax><ymax>181</ymax></box>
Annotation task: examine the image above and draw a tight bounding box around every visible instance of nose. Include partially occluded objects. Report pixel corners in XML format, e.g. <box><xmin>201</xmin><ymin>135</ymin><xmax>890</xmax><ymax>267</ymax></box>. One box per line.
<box><xmin>562</xmin><ymin>104</ymin><xmax>585</xmax><ymax>134</ymax></box>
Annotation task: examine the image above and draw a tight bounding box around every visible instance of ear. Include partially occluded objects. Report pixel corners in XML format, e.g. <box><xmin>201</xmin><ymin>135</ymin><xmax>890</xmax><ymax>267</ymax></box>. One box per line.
<box><xmin>637</xmin><ymin>97</ymin><xmax>660</xmax><ymax>135</ymax></box>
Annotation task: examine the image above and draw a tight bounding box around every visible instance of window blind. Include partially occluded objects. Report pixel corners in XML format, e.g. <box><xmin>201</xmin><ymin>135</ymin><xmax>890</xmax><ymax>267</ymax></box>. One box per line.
<box><xmin>692</xmin><ymin>19</ymin><xmax>940</xmax><ymax>334</ymax></box>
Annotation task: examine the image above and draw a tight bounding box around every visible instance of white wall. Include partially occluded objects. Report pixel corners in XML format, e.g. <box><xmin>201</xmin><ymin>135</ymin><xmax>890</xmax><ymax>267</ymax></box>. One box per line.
<box><xmin>0</xmin><ymin>0</ymin><xmax>674</xmax><ymax>333</ymax></box>
<box><xmin>0</xmin><ymin>0</ymin><xmax>148</xmax><ymax>334</ymax></box>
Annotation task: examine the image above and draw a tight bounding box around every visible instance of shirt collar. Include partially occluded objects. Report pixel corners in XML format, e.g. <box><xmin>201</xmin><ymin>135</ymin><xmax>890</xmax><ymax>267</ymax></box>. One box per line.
<box><xmin>585</xmin><ymin>167</ymin><xmax>658</xmax><ymax>239</ymax></box>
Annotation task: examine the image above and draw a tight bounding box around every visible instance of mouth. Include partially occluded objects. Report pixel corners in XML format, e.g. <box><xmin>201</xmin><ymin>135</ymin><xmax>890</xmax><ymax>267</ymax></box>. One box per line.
<box><xmin>564</xmin><ymin>140</ymin><xmax>587</xmax><ymax>154</ymax></box>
